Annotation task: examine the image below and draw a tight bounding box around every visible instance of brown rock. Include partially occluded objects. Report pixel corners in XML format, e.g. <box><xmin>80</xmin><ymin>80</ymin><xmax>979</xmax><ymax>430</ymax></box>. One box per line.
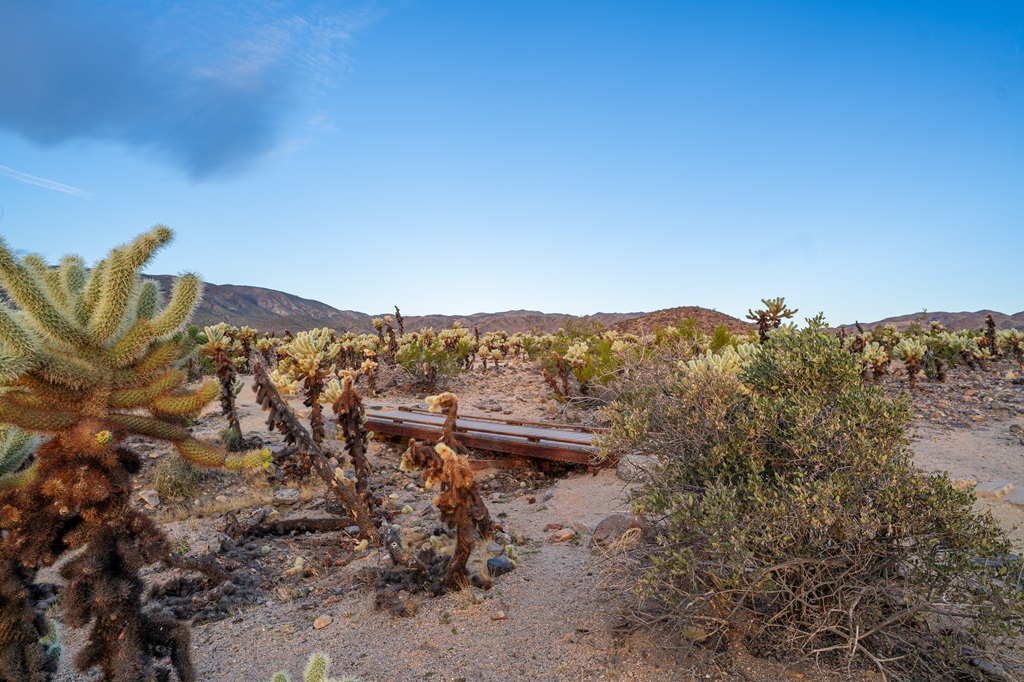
<box><xmin>545</xmin><ymin>523</ymin><xmax>563</xmax><ymax>531</ymax></box>
<box><xmin>592</xmin><ymin>514</ymin><xmax>647</xmax><ymax>547</ymax></box>
<box><xmin>549</xmin><ymin>529</ymin><xmax>577</xmax><ymax>542</ymax></box>
<box><xmin>313</xmin><ymin>615</ymin><xmax>333</xmax><ymax>629</ymax></box>
<box><xmin>491</xmin><ymin>611</ymin><xmax>506</xmax><ymax>621</ymax></box>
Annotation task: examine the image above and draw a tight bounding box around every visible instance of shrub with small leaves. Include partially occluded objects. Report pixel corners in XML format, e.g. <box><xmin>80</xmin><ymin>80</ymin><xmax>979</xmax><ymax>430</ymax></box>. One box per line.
<box><xmin>604</xmin><ymin>315</ymin><xmax>1024</xmax><ymax>678</ymax></box>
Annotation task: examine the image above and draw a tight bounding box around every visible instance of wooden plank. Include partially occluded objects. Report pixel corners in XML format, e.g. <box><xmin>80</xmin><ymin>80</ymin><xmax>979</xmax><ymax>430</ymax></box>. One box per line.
<box><xmin>365</xmin><ymin>415</ymin><xmax>601</xmax><ymax>466</ymax></box>
<box><xmin>367</xmin><ymin>409</ymin><xmax>596</xmax><ymax>447</ymax></box>
<box><xmin>387</xmin><ymin>406</ymin><xmax>611</xmax><ymax>433</ymax></box>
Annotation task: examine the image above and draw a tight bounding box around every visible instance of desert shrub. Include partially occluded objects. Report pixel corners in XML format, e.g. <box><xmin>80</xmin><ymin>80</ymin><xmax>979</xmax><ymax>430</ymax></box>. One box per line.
<box><xmin>605</xmin><ymin>316</ymin><xmax>1024</xmax><ymax>678</ymax></box>
<box><xmin>153</xmin><ymin>453</ymin><xmax>209</xmax><ymax>501</ymax></box>
<box><xmin>395</xmin><ymin>329</ymin><xmax>470</xmax><ymax>386</ymax></box>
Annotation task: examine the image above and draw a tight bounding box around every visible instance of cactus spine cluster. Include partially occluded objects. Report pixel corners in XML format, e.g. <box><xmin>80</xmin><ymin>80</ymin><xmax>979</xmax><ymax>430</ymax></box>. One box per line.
<box><xmin>0</xmin><ymin>227</ymin><xmax>268</xmax><ymax>682</ymax></box>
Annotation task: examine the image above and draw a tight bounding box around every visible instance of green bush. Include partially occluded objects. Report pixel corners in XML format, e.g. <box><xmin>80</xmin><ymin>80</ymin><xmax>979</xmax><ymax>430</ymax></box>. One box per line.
<box><xmin>605</xmin><ymin>316</ymin><xmax>1024</xmax><ymax>677</ymax></box>
<box><xmin>395</xmin><ymin>329</ymin><xmax>470</xmax><ymax>386</ymax></box>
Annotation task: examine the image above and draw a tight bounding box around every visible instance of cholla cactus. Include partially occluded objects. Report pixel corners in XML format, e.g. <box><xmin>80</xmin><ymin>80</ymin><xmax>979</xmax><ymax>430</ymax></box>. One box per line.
<box><xmin>273</xmin><ymin>328</ymin><xmax>340</xmax><ymax>446</ymax></box>
<box><xmin>270</xmin><ymin>653</ymin><xmax>359</xmax><ymax>682</ymax></box>
<box><xmin>201</xmin><ymin>322</ymin><xmax>243</xmax><ymax>436</ymax></box>
<box><xmin>860</xmin><ymin>342</ymin><xmax>889</xmax><ymax>382</ymax></box>
<box><xmin>359</xmin><ymin>355</ymin><xmax>378</xmax><ymax>396</ymax></box>
<box><xmin>998</xmin><ymin>329</ymin><xmax>1024</xmax><ymax>368</ymax></box>
<box><xmin>400</xmin><ymin>441</ymin><xmax>493</xmax><ymax>588</ymax></box>
<box><xmin>478</xmin><ymin>346</ymin><xmax>491</xmax><ymax>372</ymax></box>
<box><xmin>746</xmin><ymin>297</ymin><xmax>798</xmax><ymax>343</ymax></box>
<box><xmin>894</xmin><ymin>337</ymin><xmax>927</xmax><ymax>390</ymax></box>
<box><xmin>684</xmin><ymin>343</ymin><xmax>756</xmax><ymax>377</ymax></box>
<box><xmin>0</xmin><ymin>227</ymin><xmax>267</xmax><ymax>682</ymax></box>
<box><xmin>321</xmin><ymin>373</ymin><xmax>374</xmax><ymax>512</ymax></box>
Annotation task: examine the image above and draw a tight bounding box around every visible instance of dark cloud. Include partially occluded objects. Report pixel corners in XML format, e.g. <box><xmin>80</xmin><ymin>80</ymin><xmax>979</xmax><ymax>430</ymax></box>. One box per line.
<box><xmin>0</xmin><ymin>1</ymin><xmax>367</xmax><ymax>179</ymax></box>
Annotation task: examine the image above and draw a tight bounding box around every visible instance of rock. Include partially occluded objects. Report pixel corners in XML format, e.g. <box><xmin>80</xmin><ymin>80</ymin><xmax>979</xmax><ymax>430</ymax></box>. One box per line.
<box><xmin>572</xmin><ymin>522</ymin><xmax>593</xmax><ymax>536</ymax></box>
<box><xmin>487</xmin><ymin>542</ymin><xmax>504</xmax><ymax>554</ymax></box>
<box><xmin>215</xmin><ymin>495</ymin><xmax>228</xmax><ymax>503</ymax></box>
<box><xmin>592</xmin><ymin>514</ymin><xmax>647</xmax><ymax>547</ymax></box>
<box><xmin>138</xmin><ymin>490</ymin><xmax>160</xmax><ymax>508</ymax></box>
<box><xmin>543</xmin><ymin>489</ymin><xmax>554</xmax><ymax>502</ymax></box>
<box><xmin>491</xmin><ymin>610</ymin><xmax>506</xmax><ymax>621</ymax></box>
<box><xmin>545</xmin><ymin>523</ymin><xmax>563</xmax><ymax>531</ymax></box>
<box><xmin>975</xmin><ymin>482</ymin><xmax>1014</xmax><ymax>500</ymax></box>
<box><xmin>313</xmin><ymin>615</ymin><xmax>333</xmax><ymax>629</ymax></box>
<box><xmin>495</xmin><ymin>532</ymin><xmax>512</xmax><ymax>546</ymax></box>
<box><xmin>616</xmin><ymin>454</ymin><xmax>658</xmax><ymax>482</ymax></box>
<box><xmin>487</xmin><ymin>555</ymin><xmax>515</xmax><ymax>577</ymax></box>
<box><xmin>549</xmin><ymin>529</ymin><xmax>577</xmax><ymax>543</ymax></box>
<box><xmin>273</xmin><ymin>488</ymin><xmax>301</xmax><ymax>506</ymax></box>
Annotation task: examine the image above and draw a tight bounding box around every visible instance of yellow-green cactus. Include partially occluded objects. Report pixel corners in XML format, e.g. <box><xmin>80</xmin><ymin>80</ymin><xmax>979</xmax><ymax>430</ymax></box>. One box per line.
<box><xmin>0</xmin><ymin>227</ymin><xmax>264</xmax><ymax>469</ymax></box>
<box><xmin>270</xmin><ymin>653</ymin><xmax>359</xmax><ymax>682</ymax></box>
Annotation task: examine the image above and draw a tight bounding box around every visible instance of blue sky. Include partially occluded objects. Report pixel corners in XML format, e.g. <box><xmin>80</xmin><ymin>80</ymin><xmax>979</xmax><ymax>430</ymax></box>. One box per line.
<box><xmin>0</xmin><ymin>1</ymin><xmax>1021</xmax><ymax>323</ymax></box>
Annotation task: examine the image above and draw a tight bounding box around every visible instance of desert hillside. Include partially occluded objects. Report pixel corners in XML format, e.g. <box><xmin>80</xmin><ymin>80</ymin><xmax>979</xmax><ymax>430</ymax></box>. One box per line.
<box><xmin>610</xmin><ymin>305</ymin><xmax>753</xmax><ymax>335</ymax></box>
<box><xmin>145</xmin><ymin>275</ymin><xmax>645</xmax><ymax>334</ymax></box>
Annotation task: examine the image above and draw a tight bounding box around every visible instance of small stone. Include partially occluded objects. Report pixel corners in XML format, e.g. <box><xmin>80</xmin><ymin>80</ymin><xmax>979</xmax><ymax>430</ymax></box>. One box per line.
<box><xmin>273</xmin><ymin>488</ymin><xmax>301</xmax><ymax>506</ymax></box>
<box><xmin>487</xmin><ymin>542</ymin><xmax>503</xmax><ymax>554</ymax></box>
<box><xmin>495</xmin><ymin>532</ymin><xmax>512</xmax><ymax>546</ymax></box>
<box><xmin>975</xmin><ymin>482</ymin><xmax>1014</xmax><ymax>500</ymax></box>
<box><xmin>491</xmin><ymin>610</ymin><xmax>506</xmax><ymax>621</ymax></box>
<box><xmin>593</xmin><ymin>514</ymin><xmax>647</xmax><ymax>547</ymax></box>
<box><xmin>549</xmin><ymin>529</ymin><xmax>577</xmax><ymax>543</ymax></box>
<box><xmin>313</xmin><ymin>615</ymin><xmax>333</xmax><ymax>629</ymax></box>
<box><xmin>138</xmin><ymin>490</ymin><xmax>160</xmax><ymax>508</ymax></box>
<box><xmin>972</xmin><ymin>416</ymin><xmax>985</xmax><ymax>422</ymax></box>
<box><xmin>616</xmin><ymin>454</ymin><xmax>658</xmax><ymax>482</ymax></box>
<box><xmin>148</xmin><ymin>452</ymin><xmax>160</xmax><ymax>459</ymax></box>
<box><xmin>546</xmin><ymin>523</ymin><xmax>563</xmax><ymax>531</ymax></box>
<box><xmin>215</xmin><ymin>495</ymin><xmax>228</xmax><ymax>503</ymax></box>
<box><xmin>486</xmin><ymin>555</ymin><xmax>515</xmax><ymax>577</ymax></box>
<box><xmin>490</xmin><ymin>493</ymin><xmax>502</xmax><ymax>502</ymax></box>
<box><xmin>543</xmin><ymin>489</ymin><xmax>554</xmax><ymax>502</ymax></box>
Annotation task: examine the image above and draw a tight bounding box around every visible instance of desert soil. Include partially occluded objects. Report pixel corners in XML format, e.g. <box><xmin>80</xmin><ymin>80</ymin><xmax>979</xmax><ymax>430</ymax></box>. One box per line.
<box><xmin>50</xmin><ymin>358</ymin><xmax>1024</xmax><ymax>681</ymax></box>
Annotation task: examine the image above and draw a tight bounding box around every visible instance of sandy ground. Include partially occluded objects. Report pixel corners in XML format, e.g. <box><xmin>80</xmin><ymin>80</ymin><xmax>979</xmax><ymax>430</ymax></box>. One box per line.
<box><xmin>48</xmin><ymin>359</ymin><xmax>1024</xmax><ymax>681</ymax></box>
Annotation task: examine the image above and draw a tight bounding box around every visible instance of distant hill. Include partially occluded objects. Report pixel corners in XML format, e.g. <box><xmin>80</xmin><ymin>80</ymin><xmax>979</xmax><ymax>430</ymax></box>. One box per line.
<box><xmin>144</xmin><ymin>275</ymin><xmax>645</xmax><ymax>335</ymax></box>
<box><xmin>852</xmin><ymin>310</ymin><xmax>1024</xmax><ymax>332</ymax></box>
<box><xmin>610</xmin><ymin>306</ymin><xmax>753</xmax><ymax>336</ymax></box>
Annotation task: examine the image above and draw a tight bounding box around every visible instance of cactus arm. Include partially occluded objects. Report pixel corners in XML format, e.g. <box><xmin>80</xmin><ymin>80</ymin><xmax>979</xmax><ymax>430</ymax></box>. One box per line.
<box><xmin>0</xmin><ymin>346</ymin><xmax>36</xmax><ymax>382</ymax></box>
<box><xmin>0</xmin><ymin>464</ymin><xmax>36</xmax><ymax>490</ymax></box>
<box><xmin>135</xmin><ymin>280</ymin><xmax>161</xmax><ymax>321</ymax></box>
<box><xmin>147</xmin><ymin>273</ymin><xmax>201</xmax><ymax>339</ymax></box>
<box><xmin>108</xmin><ymin>369</ymin><xmax>188</xmax><ymax>408</ymax></box>
<box><xmin>0</xmin><ymin>242</ymin><xmax>84</xmax><ymax>347</ymax></box>
<box><xmin>0</xmin><ymin>302</ymin><xmax>40</xmax><ymax>358</ymax></box>
<box><xmin>60</xmin><ymin>255</ymin><xmax>87</xmax><ymax>299</ymax></box>
<box><xmin>105</xmin><ymin>414</ymin><xmax>191</xmax><ymax>442</ymax></box>
<box><xmin>23</xmin><ymin>255</ymin><xmax>68</xmax><ymax>309</ymax></box>
<box><xmin>0</xmin><ymin>397</ymin><xmax>79</xmax><ymax>432</ymax></box>
<box><xmin>303</xmin><ymin>653</ymin><xmax>330</xmax><ymax>682</ymax></box>
<box><xmin>0</xmin><ymin>427</ymin><xmax>39</xmax><ymax>477</ymax></box>
<box><xmin>36</xmin><ymin>351</ymin><xmax>102</xmax><ymax>390</ymax></box>
<box><xmin>90</xmin><ymin>248</ymin><xmax>136</xmax><ymax>342</ymax></box>
<box><xmin>75</xmin><ymin>259</ymin><xmax>105</xmax><ymax>325</ymax></box>
<box><xmin>149</xmin><ymin>380</ymin><xmax>218</xmax><ymax>416</ymax></box>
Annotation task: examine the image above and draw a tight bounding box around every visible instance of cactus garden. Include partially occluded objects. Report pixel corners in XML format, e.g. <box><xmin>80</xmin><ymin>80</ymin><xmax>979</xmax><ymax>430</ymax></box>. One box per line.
<box><xmin>0</xmin><ymin>230</ymin><xmax>1022</xmax><ymax>681</ymax></box>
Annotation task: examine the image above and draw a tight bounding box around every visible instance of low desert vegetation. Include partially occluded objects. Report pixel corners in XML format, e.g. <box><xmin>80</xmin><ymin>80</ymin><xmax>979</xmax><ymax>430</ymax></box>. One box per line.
<box><xmin>1</xmin><ymin>226</ymin><xmax>1021</xmax><ymax>681</ymax></box>
<box><xmin>604</xmin><ymin>315</ymin><xmax>1024</xmax><ymax>679</ymax></box>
